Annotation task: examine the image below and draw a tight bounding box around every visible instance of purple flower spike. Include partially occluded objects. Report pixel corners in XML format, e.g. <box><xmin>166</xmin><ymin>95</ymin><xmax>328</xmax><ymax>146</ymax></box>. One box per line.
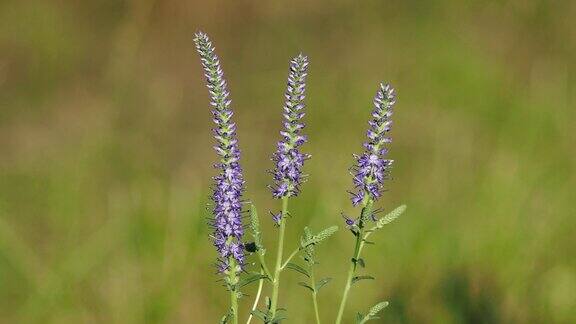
<box><xmin>271</xmin><ymin>54</ymin><xmax>310</xmax><ymax>199</ymax></box>
<box><xmin>194</xmin><ymin>32</ymin><xmax>245</xmax><ymax>273</ymax></box>
<box><xmin>349</xmin><ymin>83</ymin><xmax>396</xmax><ymax>207</ymax></box>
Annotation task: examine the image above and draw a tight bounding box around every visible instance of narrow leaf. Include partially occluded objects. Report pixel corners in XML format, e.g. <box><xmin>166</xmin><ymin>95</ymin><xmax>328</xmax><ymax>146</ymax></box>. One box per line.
<box><xmin>285</xmin><ymin>262</ymin><xmax>310</xmax><ymax>278</ymax></box>
<box><xmin>250</xmin><ymin>309</ymin><xmax>268</xmax><ymax>322</ymax></box>
<box><xmin>271</xmin><ymin>309</ymin><xmax>288</xmax><ymax>323</ymax></box>
<box><xmin>298</xmin><ymin>282</ymin><xmax>315</xmax><ymax>292</ymax></box>
<box><xmin>355</xmin><ymin>258</ymin><xmax>366</xmax><ymax>268</ymax></box>
<box><xmin>315</xmin><ymin>277</ymin><xmax>332</xmax><ymax>292</ymax></box>
<box><xmin>352</xmin><ymin>275</ymin><xmax>375</xmax><ymax>285</ymax></box>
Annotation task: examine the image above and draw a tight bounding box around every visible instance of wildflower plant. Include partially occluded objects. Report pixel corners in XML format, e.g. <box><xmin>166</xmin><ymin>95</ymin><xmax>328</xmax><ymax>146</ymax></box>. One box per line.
<box><xmin>194</xmin><ymin>31</ymin><xmax>248</xmax><ymax>323</ymax></box>
<box><xmin>194</xmin><ymin>31</ymin><xmax>406</xmax><ymax>324</ymax></box>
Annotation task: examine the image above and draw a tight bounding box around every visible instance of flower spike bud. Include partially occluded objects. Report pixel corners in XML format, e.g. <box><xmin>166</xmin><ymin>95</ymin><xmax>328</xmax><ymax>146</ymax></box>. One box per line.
<box><xmin>194</xmin><ymin>31</ymin><xmax>245</xmax><ymax>273</ymax></box>
<box><xmin>349</xmin><ymin>83</ymin><xmax>396</xmax><ymax>208</ymax></box>
<box><xmin>271</xmin><ymin>54</ymin><xmax>311</xmax><ymax>199</ymax></box>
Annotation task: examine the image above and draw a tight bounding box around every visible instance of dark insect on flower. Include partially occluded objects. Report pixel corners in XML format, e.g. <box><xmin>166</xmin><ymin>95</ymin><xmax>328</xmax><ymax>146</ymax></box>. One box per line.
<box><xmin>270</xmin><ymin>54</ymin><xmax>311</xmax><ymax>199</ymax></box>
<box><xmin>194</xmin><ymin>32</ymin><xmax>245</xmax><ymax>273</ymax></box>
<box><xmin>349</xmin><ymin>83</ymin><xmax>396</xmax><ymax>207</ymax></box>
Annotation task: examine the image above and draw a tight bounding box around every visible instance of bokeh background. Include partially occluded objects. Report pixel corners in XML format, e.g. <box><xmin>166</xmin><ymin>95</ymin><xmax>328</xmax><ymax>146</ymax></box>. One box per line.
<box><xmin>1</xmin><ymin>0</ymin><xmax>575</xmax><ymax>323</ymax></box>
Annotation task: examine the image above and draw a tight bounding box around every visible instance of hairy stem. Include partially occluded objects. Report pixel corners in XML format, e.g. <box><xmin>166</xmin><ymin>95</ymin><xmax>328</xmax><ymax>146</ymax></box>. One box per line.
<box><xmin>335</xmin><ymin>201</ymin><xmax>372</xmax><ymax>324</ymax></box>
<box><xmin>230</xmin><ymin>289</ymin><xmax>238</xmax><ymax>324</ymax></box>
<box><xmin>228</xmin><ymin>257</ymin><xmax>239</xmax><ymax>324</ymax></box>
<box><xmin>270</xmin><ymin>197</ymin><xmax>289</xmax><ymax>319</ymax></box>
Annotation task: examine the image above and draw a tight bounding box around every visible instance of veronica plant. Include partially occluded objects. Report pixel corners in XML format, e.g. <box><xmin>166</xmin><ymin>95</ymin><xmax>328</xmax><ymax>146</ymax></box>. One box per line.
<box><xmin>194</xmin><ymin>31</ymin><xmax>246</xmax><ymax>324</ymax></box>
<box><xmin>334</xmin><ymin>83</ymin><xmax>406</xmax><ymax>324</ymax></box>
<box><xmin>195</xmin><ymin>32</ymin><xmax>405</xmax><ymax>324</ymax></box>
<box><xmin>268</xmin><ymin>53</ymin><xmax>311</xmax><ymax>320</ymax></box>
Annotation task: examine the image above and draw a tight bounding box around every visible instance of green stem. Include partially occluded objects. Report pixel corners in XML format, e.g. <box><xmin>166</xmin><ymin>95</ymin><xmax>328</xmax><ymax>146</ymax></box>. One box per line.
<box><xmin>230</xmin><ymin>288</ymin><xmax>238</xmax><ymax>324</ymax></box>
<box><xmin>270</xmin><ymin>197</ymin><xmax>289</xmax><ymax>319</ymax></box>
<box><xmin>309</xmin><ymin>266</ymin><xmax>321</xmax><ymax>324</ymax></box>
<box><xmin>228</xmin><ymin>257</ymin><xmax>239</xmax><ymax>324</ymax></box>
<box><xmin>335</xmin><ymin>201</ymin><xmax>371</xmax><ymax>324</ymax></box>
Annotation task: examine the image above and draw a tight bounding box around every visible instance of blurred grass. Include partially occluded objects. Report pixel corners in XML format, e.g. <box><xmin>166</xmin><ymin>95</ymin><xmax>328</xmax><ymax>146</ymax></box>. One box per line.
<box><xmin>0</xmin><ymin>0</ymin><xmax>575</xmax><ymax>323</ymax></box>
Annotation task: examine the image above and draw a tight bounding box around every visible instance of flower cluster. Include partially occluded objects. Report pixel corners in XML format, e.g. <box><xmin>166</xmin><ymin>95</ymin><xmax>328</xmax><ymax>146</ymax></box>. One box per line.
<box><xmin>349</xmin><ymin>83</ymin><xmax>396</xmax><ymax>206</ymax></box>
<box><xmin>194</xmin><ymin>32</ymin><xmax>245</xmax><ymax>272</ymax></box>
<box><xmin>271</xmin><ymin>54</ymin><xmax>310</xmax><ymax>199</ymax></box>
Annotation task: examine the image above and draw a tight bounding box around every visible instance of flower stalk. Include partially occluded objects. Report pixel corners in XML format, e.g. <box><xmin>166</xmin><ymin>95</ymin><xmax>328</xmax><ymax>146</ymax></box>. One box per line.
<box><xmin>335</xmin><ymin>200</ymin><xmax>372</xmax><ymax>324</ymax></box>
<box><xmin>270</xmin><ymin>197</ymin><xmax>289</xmax><ymax>319</ymax></box>
<box><xmin>335</xmin><ymin>83</ymin><xmax>397</xmax><ymax>324</ymax></box>
<box><xmin>269</xmin><ymin>54</ymin><xmax>310</xmax><ymax>319</ymax></box>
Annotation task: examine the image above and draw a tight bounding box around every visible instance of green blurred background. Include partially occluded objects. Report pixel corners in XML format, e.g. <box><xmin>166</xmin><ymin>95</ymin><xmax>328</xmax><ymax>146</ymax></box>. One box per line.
<box><xmin>1</xmin><ymin>0</ymin><xmax>575</xmax><ymax>323</ymax></box>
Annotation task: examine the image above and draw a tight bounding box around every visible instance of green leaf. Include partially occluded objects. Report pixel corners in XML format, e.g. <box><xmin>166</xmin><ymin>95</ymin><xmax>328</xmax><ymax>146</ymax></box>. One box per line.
<box><xmin>285</xmin><ymin>262</ymin><xmax>310</xmax><ymax>278</ymax></box>
<box><xmin>300</xmin><ymin>225</ymin><xmax>339</xmax><ymax>248</ymax></box>
<box><xmin>351</xmin><ymin>275</ymin><xmax>375</xmax><ymax>285</ymax></box>
<box><xmin>355</xmin><ymin>312</ymin><xmax>364</xmax><ymax>323</ymax></box>
<box><xmin>238</xmin><ymin>274</ymin><xmax>268</xmax><ymax>288</ymax></box>
<box><xmin>315</xmin><ymin>277</ymin><xmax>332</xmax><ymax>292</ymax></box>
<box><xmin>298</xmin><ymin>282</ymin><xmax>315</xmax><ymax>292</ymax></box>
<box><xmin>374</xmin><ymin>205</ymin><xmax>406</xmax><ymax>229</ymax></box>
<box><xmin>250</xmin><ymin>309</ymin><xmax>268</xmax><ymax>322</ymax></box>
<box><xmin>354</xmin><ymin>258</ymin><xmax>366</xmax><ymax>268</ymax></box>
<box><xmin>271</xmin><ymin>309</ymin><xmax>288</xmax><ymax>323</ymax></box>
<box><xmin>358</xmin><ymin>301</ymin><xmax>389</xmax><ymax>323</ymax></box>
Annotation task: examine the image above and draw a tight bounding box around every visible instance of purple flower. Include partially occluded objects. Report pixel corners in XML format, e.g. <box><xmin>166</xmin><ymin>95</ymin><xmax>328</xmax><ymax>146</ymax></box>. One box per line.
<box><xmin>271</xmin><ymin>54</ymin><xmax>310</xmax><ymax>199</ymax></box>
<box><xmin>194</xmin><ymin>32</ymin><xmax>245</xmax><ymax>272</ymax></box>
<box><xmin>349</xmin><ymin>83</ymin><xmax>396</xmax><ymax>207</ymax></box>
<box><xmin>271</xmin><ymin>211</ymin><xmax>283</xmax><ymax>226</ymax></box>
